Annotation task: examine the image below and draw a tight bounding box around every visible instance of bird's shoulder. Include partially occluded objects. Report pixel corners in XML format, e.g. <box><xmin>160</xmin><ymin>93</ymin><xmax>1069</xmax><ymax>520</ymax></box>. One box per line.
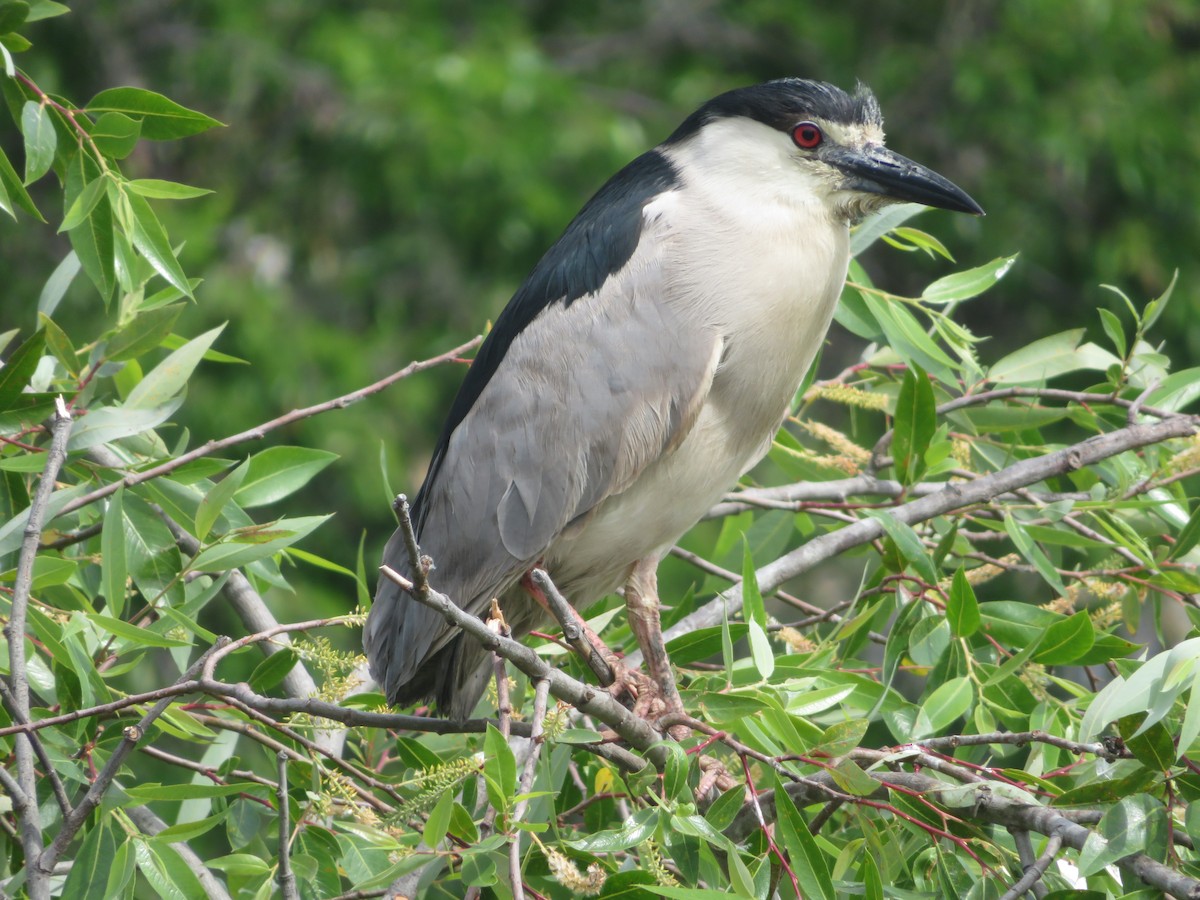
<box><xmin>415</xmin><ymin>149</ymin><xmax>683</xmax><ymax>524</ymax></box>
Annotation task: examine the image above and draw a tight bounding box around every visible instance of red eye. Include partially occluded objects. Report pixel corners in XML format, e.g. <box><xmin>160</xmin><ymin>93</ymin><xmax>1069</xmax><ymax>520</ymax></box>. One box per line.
<box><xmin>792</xmin><ymin>122</ymin><xmax>823</xmax><ymax>149</ymax></box>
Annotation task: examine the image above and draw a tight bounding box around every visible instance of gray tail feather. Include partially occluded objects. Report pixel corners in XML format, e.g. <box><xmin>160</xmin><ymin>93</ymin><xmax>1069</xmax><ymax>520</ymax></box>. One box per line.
<box><xmin>365</xmin><ymin>546</ymin><xmax>546</xmax><ymax>720</ymax></box>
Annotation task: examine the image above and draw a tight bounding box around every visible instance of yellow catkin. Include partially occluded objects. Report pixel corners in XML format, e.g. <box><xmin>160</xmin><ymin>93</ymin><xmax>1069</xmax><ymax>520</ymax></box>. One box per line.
<box><xmin>951</xmin><ymin>439</ymin><xmax>973</xmax><ymax>470</ymax></box>
<box><xmin>1167</xmin><ymin>435</ymin><xmax>1200</xmax><ymax>474</ymax></box>
<box><xmin>797</xmin><ymin>419</ymin><xmax>872</xmax><ymax>466</ymax></box>
<box><xmin>805</xmin><ymin>383</ymin><xmax>889</xmax><ymax>411</ymax></box>
<box><xmin>545</xmin><ymin>848</ymin><xmax>606</xmax><ymax>895</ymax></box>
<box><xmin>964</xmin><ymin>554</ymin><xmax>1021</xmax><ymax>586</ymax></box>
<box><xmin>638</xmin><ymin>840</ymin><xmax>679</xmax><ymax>887</ymax></box>
<box><xmin>777</xmin><ymin>627</ymin><xmax>816</xmax><ymax>654</ymax></box>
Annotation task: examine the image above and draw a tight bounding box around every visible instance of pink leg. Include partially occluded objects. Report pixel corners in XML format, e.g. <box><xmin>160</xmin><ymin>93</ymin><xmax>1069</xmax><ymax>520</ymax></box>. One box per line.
<box><xmin>624</xmin><ymin>557</ymin><xmax>686</xmax><ymax>726</ymax></box>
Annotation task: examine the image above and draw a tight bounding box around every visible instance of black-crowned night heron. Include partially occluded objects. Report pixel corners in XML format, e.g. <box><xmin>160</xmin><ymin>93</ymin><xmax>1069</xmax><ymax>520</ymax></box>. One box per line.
<box><xmin>366</xmin><ymin>78</ymin><xmax>982</xmax><ymax>721</ymax></box>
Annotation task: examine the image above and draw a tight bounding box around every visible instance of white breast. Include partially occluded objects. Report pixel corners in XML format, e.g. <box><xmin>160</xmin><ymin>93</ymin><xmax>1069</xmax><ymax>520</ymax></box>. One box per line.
<box><xmin>547</xmin><ymin>119</ymin><xmax>851</xmax><ymax>601</ymax></box>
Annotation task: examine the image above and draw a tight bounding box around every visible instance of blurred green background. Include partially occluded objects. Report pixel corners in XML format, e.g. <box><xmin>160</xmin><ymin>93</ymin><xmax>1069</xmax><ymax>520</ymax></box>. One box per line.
<box><xmin>4</xmin><ymin>0</ymin><xmax>1198</xmax><ymax>613</ymax></box>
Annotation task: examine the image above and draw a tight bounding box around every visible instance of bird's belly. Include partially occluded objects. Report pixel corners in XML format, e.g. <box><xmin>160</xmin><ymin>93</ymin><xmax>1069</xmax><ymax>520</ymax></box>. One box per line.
<box><xmin>545</xmin><ymin>228</ymin><xmax>848</xmax><ymax>606</ymax></box>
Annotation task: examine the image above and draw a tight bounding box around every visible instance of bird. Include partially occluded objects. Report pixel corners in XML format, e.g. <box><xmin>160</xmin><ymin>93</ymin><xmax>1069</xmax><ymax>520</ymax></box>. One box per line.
<box><xmin>365</xmin><ymin>78</ymin><xmax>982</xmax><ymax>722</ymax></box>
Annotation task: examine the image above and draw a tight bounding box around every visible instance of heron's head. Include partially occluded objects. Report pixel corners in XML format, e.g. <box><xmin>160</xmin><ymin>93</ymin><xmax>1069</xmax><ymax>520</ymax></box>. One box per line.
<box><xmin>665</xmin><ymin>78</ymin><xmax>983</xmax><ymax>224</ymax></box>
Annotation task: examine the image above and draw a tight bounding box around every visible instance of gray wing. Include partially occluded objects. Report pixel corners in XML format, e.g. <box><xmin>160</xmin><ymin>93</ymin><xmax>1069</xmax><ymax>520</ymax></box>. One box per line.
<box><xmin>366</xmin><ymin>241</ymin><xmax>723</xmax><ymax>704</ymax></box>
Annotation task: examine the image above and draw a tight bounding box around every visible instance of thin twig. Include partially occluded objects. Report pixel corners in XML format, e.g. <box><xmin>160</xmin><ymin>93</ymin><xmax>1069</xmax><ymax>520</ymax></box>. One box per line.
<box><xmin>58</xmin><ymin>336</ymin><xmax>482</xmax><ymax>519</ymax></box>
<box><xmin>0</xmin><ymin>677</ymin><xmax>70</xmax><ymax>818</ymax></box>
<box><xmin>380</xmin><ymin>564</ymin><xmax>665</xmax><ymax>767</ymax></box>
<box><xmin>7</xmin><ymin>399</ymin><xmax>70</xmax><ymax>899</ymax></box>
<box><xmin>37</xmin><ymin>638</ymin><xmax>230</xmax><ymax>874</ymax></box>
<box><xmin>480</xmin><ymin>609</ymin><xmax>513</xmax><ymax>839</ymax></box>
<box><xmin>1001</xmin><ymin>832</ymin><xmax>1061</xmax><ymax>900</ymax></box>
<box><xmin>531</xmin><ymin>568</ymin><xmax>614</xmax><ymax>685</ymax></box>
<box><xmin>657</xmin><ymin>415</ymin><xmax>1199</xmax><ymax>649</ymax></box>
<box><xmin>277</xmin><ymin>751</ymin><xmax>299</xmax><ymax>900</ymax></box>
<box><xmin>510</xmin><ymin>678</ymin><xmax>551</xmax><ymax>900</ymax></box>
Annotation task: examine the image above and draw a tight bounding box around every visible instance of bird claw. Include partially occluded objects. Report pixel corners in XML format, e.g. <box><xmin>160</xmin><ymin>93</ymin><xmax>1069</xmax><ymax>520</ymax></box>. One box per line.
<box><xmin>603</xmin><ymin>656</ymin><xmax>690</xmax><ymax>740</ymax></box>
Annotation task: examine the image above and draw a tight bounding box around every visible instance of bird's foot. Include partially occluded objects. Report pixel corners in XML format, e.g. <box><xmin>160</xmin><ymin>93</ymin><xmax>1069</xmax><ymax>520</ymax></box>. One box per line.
<box><xmin>696</xmin><ymin>755</ymin><xmax>739</xmax><ymax>801</ymax></box>
<box><xmin>604</xmin><ymin>656</ymin><xmax>689</xmax><ymax>740</ymax></box>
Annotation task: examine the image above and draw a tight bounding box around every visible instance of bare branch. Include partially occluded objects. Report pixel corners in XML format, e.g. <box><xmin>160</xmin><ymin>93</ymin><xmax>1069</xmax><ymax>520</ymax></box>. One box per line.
<box><xmin>531</xmin><ymin>568</ymin><xmax>614</xmax><ymax>686</ymax></box>
<box><xmin>510</xmin><ymin>677</ymin><xmax>551</xmax><ymax>900</ymax></box>
<box><xmin>1004</xmin><ymin>829</ymin><xmax>1054</xmax><ymax>900</ymax></box>
<box><xmin>277</xmin><ymin>752</ymin><xmax>299</xmax><ymax>900</ymax></box>
<box><xmin>7</xmin><ymin>399</ymin><xmax>70</xmax><ymax>899</ymax></box>
<box><xmin>659</xmin><ymin>416</ymin><xmax>1199</xmax><ymax>647</ymax></box>
<box><xmin>380</xmin><ymin>564</ymin><xmax>663</xmax><ymax>768</ymax></box>
<box><xmin>0</xmin><ymin>677</ymin><xmax>70</xmax><ymax>818</ymax></box>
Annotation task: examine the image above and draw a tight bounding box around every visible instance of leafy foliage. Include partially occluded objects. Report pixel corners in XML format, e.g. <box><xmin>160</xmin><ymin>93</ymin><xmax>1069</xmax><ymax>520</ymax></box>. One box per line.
<box><xmin>3</xmin><ymin>5</ymin><xmax>1200</xmax><ymax>900</ymax></box>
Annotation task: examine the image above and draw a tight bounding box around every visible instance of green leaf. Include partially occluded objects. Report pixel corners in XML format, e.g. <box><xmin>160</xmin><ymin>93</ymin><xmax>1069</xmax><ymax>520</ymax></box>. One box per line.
<box><xmin>568</xmin><ymin>806</ymin><xmax>659</xmax><ymax>853</ymax></box>
<box><xmin>1033</xmin><ymin>611</ymin><xmax>1095</xmax><ymax>666</ymax></box>
<box><xmin>67</xmin><ymin>400</ymin><xmax>184</xmax><ymax>452</ymax></box>
<box><xmin>949</xmin><ymin>403</ymin><xmax>1070</xmax><ymax>433</ymax></box>
<box><xmin>91</xmin><ymin>112</ymin><xmax>141</xmax><ymax>159</ymax></box>
<box><xmin>37</xmin><ymin>252</ymin><xmax>81</xmax><ymax>322</ymax></box>
<box><xmin>1169</xmin><ymin>503</ymin><xmax>1200</xmax><ymax>562</ymax></box>
<box><xmin>105</xmin><ymin>303</ymin><xmax>186</xmax><ymax>362</ymax></box>
<box><xmin>134</xmin><ymin>839</ymin><xmax>209</xmax><ymax>900</ymax></box>
<box><xmin>921</xmin><ymin>254</ymin><xmax>1017</xmax><ymax>304</ymax></box>
<box><xmin>247</xmin><ymin>647</ymin><xmax>297</xmax><ymax>693</ymax></box>
<box><xmin>24</xmin><ymin>1</ymin><xmax>68</xmax><ymax>22</ymax></box>
<box><xmin>102</xmin><ymin>486</ymin><xmax>128</xmax><ymax>618</ymax></box>
<box><xmin>892</xmin><ymin>363</ymin><xmax>936</xmax><ymax>484</ymax></box>
<box><xmin>747</xmin><ymin>618</ymin><xmax>774</xmax><ymax>680</ymax></box>
<box><xmin>128</xmin><ymin>782</ymin><xmax>268</xmax><ymax>801</ymax></box>
<box><xmin>1098</xmin><ymin>307</ymin><xmax>1127</xmax><ymax>358</ymax></box>
<box><xmin>1146</xmin><ymin>367</ymin><xmax>1200</xmax><ymax>414</ymax></box>
<box><xmin>829</xmin><ymin>758</ymin><xmax>880</xmax><ymax>797</ymax></box>
<box><xmin>121</xmin><ymin>493</ymin><xmax>184</xmax><ymax>605</ymax></box>
<box><xmin>989</xmin><ymin>329</ymin><xmax>1121</xmax><ymax>385</ymax></box>
<box><xmin>127</xmin><ymin>178</ymin><xmax>213</xmax><ymax>200</ymax></box>
<box><xmin>946</xmin><ymin>568</ymin><xmax>980</xmax><ymax>638</ymax></box>
<box><xmin>1141</xmin><ymin>270</ymin><xmax>1177</xmax><ymax>332</ymax></box>
<box><xmin>64</xmin><ymin>151</ymin><xmax>114</xmax><ymax>298</ymax></box>
<box><xmin>1077</xmin><ymin>795</ymin><xmax>1159</xmax><ymax>877</ymax></box>
<box><xmin>235</xmin><ymin>446</ymin><xmax>339</xmax><ymax>507</ymax></box>
<box><xmin>0</xmin><ymin>328</ymin><xmax>46</xmax><ymax>411</ymax></box>
<box><xmin>190</xmin><ymin>515</ymin><xmax>330</xmax><ymax>570</ymax></box>
<box><xmin>773</xmin><ymin>773</ymin><xmax>836</xmax><ymax>900</ymax></box>
<box><xmin>123</xmin><ymin>188</ymin><xmax>194</xmax><ymax>298</ymax></box>
<box><xmin>1079</xmin><ymin>638</ymin><xmax>1200</xmax><ymax>742</ymax></box>
<box><xmin>423</xmin><ymin>788</ymin><xmax>454</xmax><ymax>849</ymax></box>
<box><xmin>60</xmin><ymin>819</ymin><xmax>117</xmax><ymax>900</ymax></box>
<box><xmin>87</xmin><ymin>87</ymin><xmax>223</xmax><ymax>140</ymax></box>
<box><xmin>865</xmin><ymin>293</ymin><xmax>958</xmax><ymax>381</ymax></box>
<box><xmin>195</xmin><ymin>458</ymin><xmax>249</xmax><ymax>540</ymax></box>
<box><xmin>868</xmin><ymin>511</ymin><xmax>939</xmax><ymax>584</ymax></box>
<box><xmin>1003</xmin><ymin>513</ymin><xmax>1066</xmax><ymax>595</ymax></box>
<box><xmin>0</xmin><ymin>142</ymin><xmax>42</xmax><ymax>219</ymax></box>
<box><xmin>740</xmin><ymin>541</ymin><xmax>766</xmax><ymax>629</ymax></box>
<box><xmin>126</xmin><ymin>324</ymin><xmax>224</xmax><ymax>409</ymax></box>
<box><xmin>1118</xmin><ymin>713</ymin><xmax>1176</xmax><ymax>773</ymax></box>
<box><xmin>86</xmin><ymin>613</ymin><xmax>191</xmax><ymax>647</ymax></box>
<box><xmin>21</xmin><ymin>100</ymin><xmax>55</xmax><ymax>183</ymax></box>
<box><xmin>850</xmin><ymin>203</ymin><xmax>926</xmax><ymax>255</ymax></box>
<box><xmin>912</xmin><ymin>676</ymin><xmax>972</xmax><ymax>739</ymax></box>
<box><xmin>483</xmin><ymin>723</ymin><xmax>516</xmax><ymax>813</ymax></box>
<box><xmin>35</xmin><ymin>314</ymin><xmax>73</xmax><ymax>376</ymax></box>
<box><xmin>60</xmin><ymin>174</ymin><xmax>108</xmax><ymax>233</ymax></box>
<box><xmin>0</xmin><ymin>2</ymin><xmax>30</xmax><ymax>34</ymax></box>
